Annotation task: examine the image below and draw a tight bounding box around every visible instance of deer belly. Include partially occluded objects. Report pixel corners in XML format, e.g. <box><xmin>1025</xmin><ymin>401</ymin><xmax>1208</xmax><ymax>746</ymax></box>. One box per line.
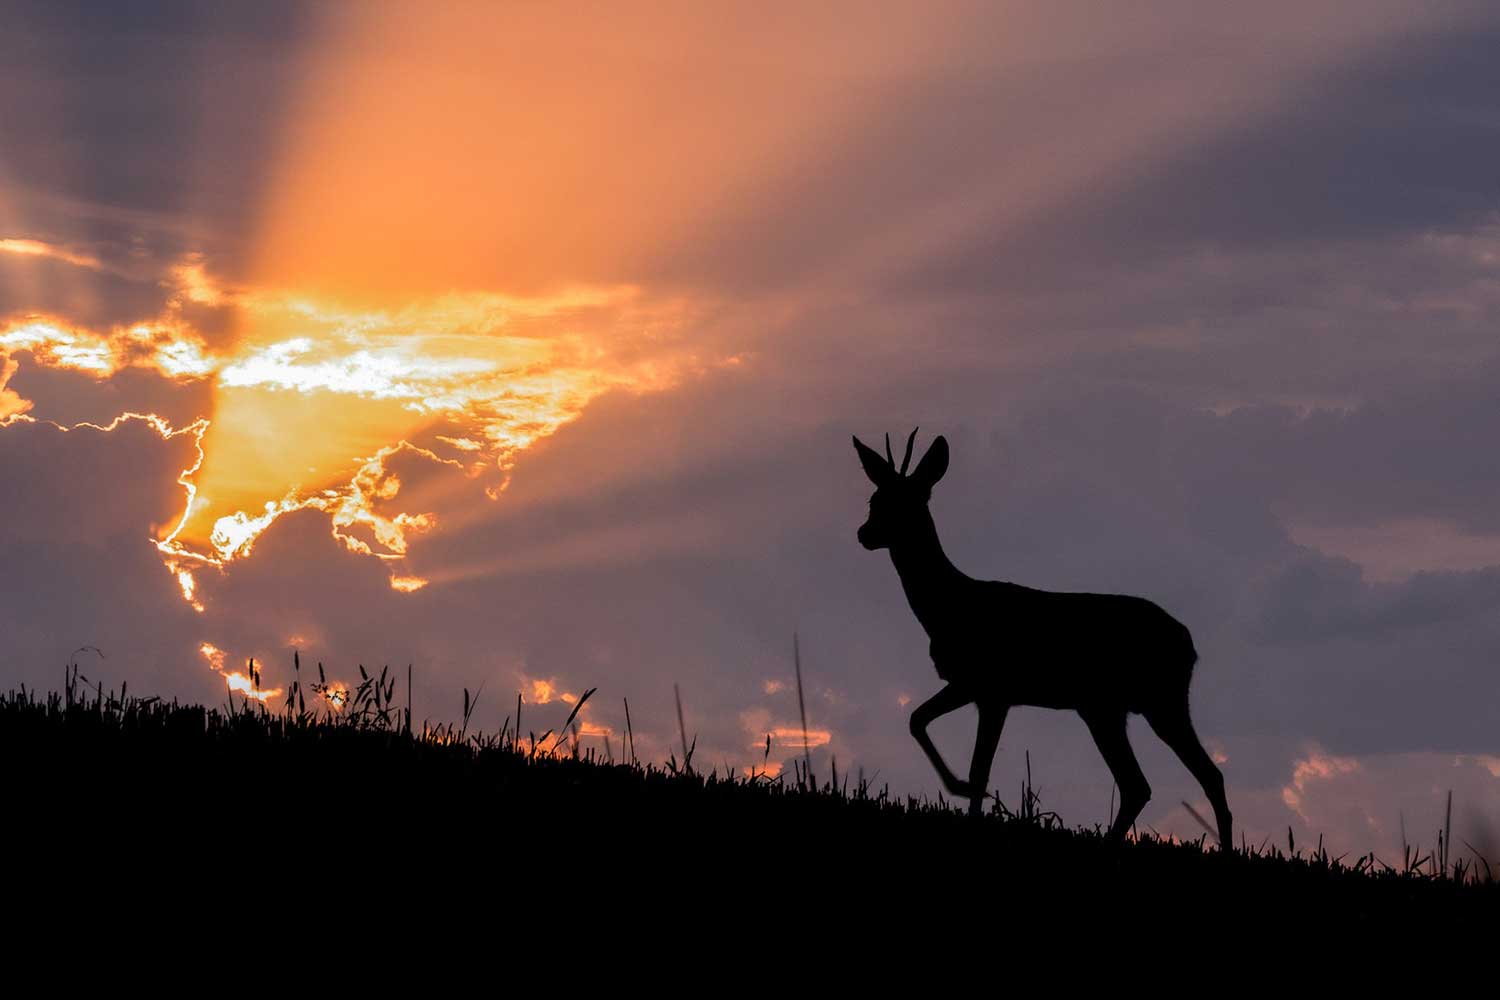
<box><xmin>1004</xmin><ymin>661</ymin><xmax>1158</xmax><ymax>712</ymax></box>
<box><xmin>928</xmin><ymin>639</ymin><xmax>1105</xmax><ymax>702</ymax></box>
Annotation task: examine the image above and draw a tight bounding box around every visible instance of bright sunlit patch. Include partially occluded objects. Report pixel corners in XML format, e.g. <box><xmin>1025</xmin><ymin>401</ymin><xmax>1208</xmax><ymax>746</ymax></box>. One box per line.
<box><xmin>199</xmin><ymin>641</ymin><xmax>281</xmax><ymax>703</ymax></box>
<box><xmin>224</xmin><ymin>672</ymin><xmax>280</xmax><ymax>702</ymax></box>
<box><xmin>1</xmin><ymin>311</ymin><xmax>216</xmax><ymax>384</ymax></box>
<box><xmin>756</xmin><ymin>726</ymin><xmax>832</xmax><ymax>751</ymax></box>
<box><xmin>318</xmin><ymin>682</ymin><xmax>349</xmax><ymax>712</ymax></box>
<box><xmin>199</xmin><ymin>642</ymin><xmax>225</xmax><ymax>671</ymax></box>
<box><xmin>176</xmin><ymin>569</ymin><xmax>204</xmax><ymax>613</ymax></box>
<box><xmin>1</xmin><ymin>319</ymin><xmax>114</xmax><ymax>375</ymax></box>
<box><xmin>151</xmin><ymin>337</ymin><xmax>217</xmax><ymax>379</ymax></box>
<box><xmin>0</xmin><ymin>238</ymin><xmax>102</xmax><ymax>271</ymax></box>
<box><xmin>218</xmin><ymin>336</ymin><xmax>501</xmax><ymax>397</ymax></box>
<box><xmin>167</xmin><ymin>254</ymin><xmax>231</xmax><ymax>307</ymax></box>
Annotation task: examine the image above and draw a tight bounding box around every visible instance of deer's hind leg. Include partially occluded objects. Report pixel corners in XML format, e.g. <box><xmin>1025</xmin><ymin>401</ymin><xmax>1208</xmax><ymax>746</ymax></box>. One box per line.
<box><xmin>1080</xmin><ymin>709</ymin><xmax>1150</xmax><ymax>842</ymax></box>
<box><xmin>1145</xmin><ymin>703</ymin><xmax>1233</xmax><ymax>850</ymax></box>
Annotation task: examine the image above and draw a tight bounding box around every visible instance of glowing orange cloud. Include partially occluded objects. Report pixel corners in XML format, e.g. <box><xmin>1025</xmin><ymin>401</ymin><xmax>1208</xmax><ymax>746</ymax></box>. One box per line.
<box><xmin>174</xmin><ymin>282</ymin><xmax>698</xmax><ymax>606</ymax></box>
<box><xmin>522</xmin><ymin>676</ymin><xmax>575</xmax><ymax>706</ymax></box>
<box><xmin>759</xmin><ymin>726</ymin><xmax>833</xmax><ymax>751</ymax></box>
<box><xmin>0</xmin><ymin>353</ymin><xmax>27</xmax><ymax>422</ymax></box>
<box><xmin>0</xmin><ymin>314</ymin><xmax>216</xmax><ymax>384</ymax></box>
<box><xmin>512</xmin><ymin>674</ymin><xmax>615</xmax><ymax>747</ymax></box>
<box><xmin>2</xmin><ymin>244</ymin><xmax>710</xmax><ymax>610</ymax></box>
<box><xmin>2</xmin><ymin>318</ymin><xmax>123</xmax><ymax>376</ymax></box>
<box><xmin>1281</xmin><ymin>749</ymin><xmax>1362</xmax><ymax>820</ymax></box>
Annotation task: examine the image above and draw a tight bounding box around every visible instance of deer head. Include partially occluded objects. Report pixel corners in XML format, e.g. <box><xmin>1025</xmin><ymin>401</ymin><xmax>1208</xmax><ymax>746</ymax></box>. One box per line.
<box><xmin>852</xmin><ymin>428</ymin><xmax>949</xmax><ymax>550</ymax></box>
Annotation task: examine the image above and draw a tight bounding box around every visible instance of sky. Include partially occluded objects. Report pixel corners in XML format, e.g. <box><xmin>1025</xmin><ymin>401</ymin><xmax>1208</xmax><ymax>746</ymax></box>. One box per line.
<box><xmin>2</xmin><ymin>0</ymin><xmax>1498</xmax><ymax>862</ymax></box>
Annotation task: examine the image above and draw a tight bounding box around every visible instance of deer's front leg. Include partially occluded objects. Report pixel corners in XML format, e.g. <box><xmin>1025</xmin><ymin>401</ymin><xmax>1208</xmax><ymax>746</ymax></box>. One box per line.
<box><xmin>909</xmin><ymin>684</ymin><xmax>975</xmax><ymax>799</ymax></box>
<box><xmin>967</xmin><ymin>703</ymin><xmax>1008</xmax><ymax>817</ymax></box>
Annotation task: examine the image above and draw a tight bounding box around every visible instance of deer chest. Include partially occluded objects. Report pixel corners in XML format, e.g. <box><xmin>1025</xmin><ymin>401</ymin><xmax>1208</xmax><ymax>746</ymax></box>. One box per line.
<box><xmin>928</xmin><ymin>638</ymin><xmax>966</xmax><ymax>682</ymax></box>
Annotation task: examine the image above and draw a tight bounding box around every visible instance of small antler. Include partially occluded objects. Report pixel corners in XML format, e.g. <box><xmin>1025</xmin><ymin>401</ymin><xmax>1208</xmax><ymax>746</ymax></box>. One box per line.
<box><xmin>899</xmin><ymin>427</ymin><xmax>919</xmax><ymax>475</ymax></box>
<box><xmin>884</xmin><ymin>433</ymin><xmax>895</xmax><ymax>468</ymax></box>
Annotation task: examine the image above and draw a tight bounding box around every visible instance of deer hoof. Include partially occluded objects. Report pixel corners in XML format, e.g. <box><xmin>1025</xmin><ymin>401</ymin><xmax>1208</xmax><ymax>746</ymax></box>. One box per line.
<box><xmin>944</xmin><ymin>778</ymin><xmax>975</xmax><ymax>799</ymax></box>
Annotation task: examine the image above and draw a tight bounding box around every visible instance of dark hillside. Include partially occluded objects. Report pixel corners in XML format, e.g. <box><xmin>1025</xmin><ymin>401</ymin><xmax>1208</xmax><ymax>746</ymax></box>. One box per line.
<box><xmin>4</xmin><ymin>675</ymin><xmax>1494</xmax><ymax>939</ymax></box>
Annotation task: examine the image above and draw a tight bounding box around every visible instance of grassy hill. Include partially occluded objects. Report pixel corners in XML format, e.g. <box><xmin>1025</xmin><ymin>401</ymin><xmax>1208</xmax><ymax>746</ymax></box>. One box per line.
<box><xmin>4</xmin><ymin>664</ymin><xmax>1494</xmax><ymax>936</ymax></box>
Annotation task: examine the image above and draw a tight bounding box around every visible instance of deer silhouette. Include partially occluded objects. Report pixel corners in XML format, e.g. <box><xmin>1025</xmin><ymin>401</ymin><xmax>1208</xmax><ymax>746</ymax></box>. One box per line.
<box><xmin>854</xmin><ymin>429</ymin><xmax>1232</xmax><ymax>847</ymax></box>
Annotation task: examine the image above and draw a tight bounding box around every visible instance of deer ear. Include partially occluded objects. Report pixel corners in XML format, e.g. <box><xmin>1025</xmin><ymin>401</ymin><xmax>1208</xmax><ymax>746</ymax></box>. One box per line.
<box><xmin>853</xmin><ymin>436</ymin><xmax>894</xmax><ymax>486</ymax></box>
<box><xmin>911</xmin><ymin>435</ymin><xmax>949</xmax><ymax>489</ymax></box>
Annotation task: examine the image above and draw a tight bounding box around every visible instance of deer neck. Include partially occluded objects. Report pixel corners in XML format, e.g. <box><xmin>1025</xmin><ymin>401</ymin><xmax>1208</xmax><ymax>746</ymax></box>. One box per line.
<box><xmin>888</xmin><ymin>510</ymin><xmax>967</xmax><ymax>635</ymax></box>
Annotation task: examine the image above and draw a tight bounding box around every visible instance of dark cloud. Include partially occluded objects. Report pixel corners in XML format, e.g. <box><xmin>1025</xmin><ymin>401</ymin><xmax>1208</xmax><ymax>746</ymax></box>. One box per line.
<box><xmin>902</xmin><ymin>21</ymin><xmax>1500</xmax><ymax>296</ymax></box>
<box><xmin>2</xmin><ymin>356</ymin><xmax>212</xmax><ymax>428</ymax></box>
<box><xmin>0</xmin><ymin>415</ymin><xmax>202</xmax><ymax>694</ymax></box>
